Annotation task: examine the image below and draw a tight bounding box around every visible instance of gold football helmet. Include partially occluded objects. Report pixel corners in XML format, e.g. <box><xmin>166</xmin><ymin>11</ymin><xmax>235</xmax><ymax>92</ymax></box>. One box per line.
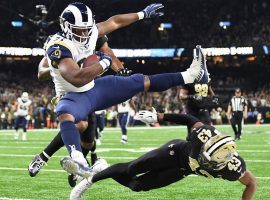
<box><xmin>198</xmin><ymin>134</ymin><xmax>236</xmax><ymax>170</ymax></box>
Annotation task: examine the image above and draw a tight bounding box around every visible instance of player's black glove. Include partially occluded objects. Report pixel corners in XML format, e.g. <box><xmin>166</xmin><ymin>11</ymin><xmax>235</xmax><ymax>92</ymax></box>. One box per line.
<box><xmin>96</xmin><ymin>51</ymin><xmax>112</xmax><ymax>71</ymax></box>
<box><xmin>140</xmin><ymin>3</ymin><xmax>164</xmax><ymax>19</ymax></box>
<box><xmin>116</xmin><ymin>68</ymin><xmax>133</xmax><ymax>76</ymax></box>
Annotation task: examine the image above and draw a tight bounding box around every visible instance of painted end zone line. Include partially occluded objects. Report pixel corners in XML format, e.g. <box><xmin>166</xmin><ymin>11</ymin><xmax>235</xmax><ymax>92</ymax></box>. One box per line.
<box><xmin>0</xmin><ymin>167</ymin><xmax>269</xmax><ymax>180</ymax></box>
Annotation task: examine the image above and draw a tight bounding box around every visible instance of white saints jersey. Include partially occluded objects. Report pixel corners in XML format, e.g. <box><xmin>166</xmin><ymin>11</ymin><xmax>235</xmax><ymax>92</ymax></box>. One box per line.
<box><xmin>16</xmin><ymin>98</ymin><xmax>32</xmax><ymax>116</ymax></box>
<box><xmin>118</xmin><ymin>100</ymin><xmax>131</xmax><ymax>113</ymax></box>
<box><xmin>44</xmin><ymin>26</ymin><xmax>99</xmax><ymax>96</ymax></box>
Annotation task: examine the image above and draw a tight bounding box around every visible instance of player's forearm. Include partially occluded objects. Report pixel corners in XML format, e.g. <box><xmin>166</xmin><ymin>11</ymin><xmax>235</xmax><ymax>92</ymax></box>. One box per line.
<box><xmin>109</xmin><ymin>13</ymin><xmax>139</xmax><ymax>30</ymax></box>
<box><xmin>100</xmin><ymin>47</ymin><xmax>124</xmax><ymax>72</ymax></box>
<box><xmin>161</xmin><ymin>113</ymin><xmax>200</xmax><ymax>126</ymax></box>
<box><xmin>38</xmin><ymin>57</ymin><xmax>51</xmax><ymax>81</ymax></box>
<box><xmin>63</xmin><ymin>63</ymin><xmax>104</xmax><ymax>87</ymax></box>
<box><xmin>98</xmin><ymin>13</ymin><xmax>139</xmax><ymax>36</ymax></box>
<box><xmin>242</xmin><ymin>183</ymin><xmax>257</xmax><ymax>200</ymax></box>
<box><xmin>111</xmin><ymin>55</ymin><xmax>124</xmax><ymax>72</ymax></box>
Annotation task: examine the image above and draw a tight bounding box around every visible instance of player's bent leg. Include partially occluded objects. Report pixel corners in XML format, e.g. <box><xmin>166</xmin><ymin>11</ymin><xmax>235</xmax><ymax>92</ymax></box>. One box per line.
<box><xmin>91</xmin><ymin>74</ymin><xmax>145</xmax><ymax>112</ymax></box>
<box><xmin>127</xmin><ymin>139</ymin><xmax>183</xmax><ymax>176</ymax></box>
<box><xmin>57</xmin><ymin>94</ymin><xmax>92</xmax><ymax>175</ymax></box>
<box><xmin>144</xmin><ymin>45</ymin><xmax>209</xmax><ymax>92</ymax></box>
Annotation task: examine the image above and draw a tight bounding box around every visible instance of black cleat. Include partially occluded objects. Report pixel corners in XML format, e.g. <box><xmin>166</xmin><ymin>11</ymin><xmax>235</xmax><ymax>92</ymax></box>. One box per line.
<box><xmin>68</xmin><ymin>174</ymin><xmax>77</xmax><ymax>187</ymax></box>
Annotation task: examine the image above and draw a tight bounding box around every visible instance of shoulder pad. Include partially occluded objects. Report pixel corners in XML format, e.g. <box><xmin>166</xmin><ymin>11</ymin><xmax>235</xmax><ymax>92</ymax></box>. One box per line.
<box><xmin>46</xmin><ymin>44</ymin><xmax>72</xmax><ymax>62</ymax></box>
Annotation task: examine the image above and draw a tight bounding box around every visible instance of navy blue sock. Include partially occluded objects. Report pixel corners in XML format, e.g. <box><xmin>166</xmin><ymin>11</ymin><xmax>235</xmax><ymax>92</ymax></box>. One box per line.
<box><xmin>148</xmin><ymin>73</ymin><xmax>184</xmax><ymax>92</ymax></box>
<box><xmin>60</xmin><ymin>121</ymin><xmax>82</xmax><ymax>153</ymax></box>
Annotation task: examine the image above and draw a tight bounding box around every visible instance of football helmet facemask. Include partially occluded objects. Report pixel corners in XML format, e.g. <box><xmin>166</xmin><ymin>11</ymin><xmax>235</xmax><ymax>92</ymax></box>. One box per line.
<box><xmin>60</xmin><ymin>2</ymin><xmax>95</xmax><ymax>46</ymax></box>
<box><xmin>198</xmin><ymin>134</ymin><xmax>236</xmax><ymax>170</ymax></box>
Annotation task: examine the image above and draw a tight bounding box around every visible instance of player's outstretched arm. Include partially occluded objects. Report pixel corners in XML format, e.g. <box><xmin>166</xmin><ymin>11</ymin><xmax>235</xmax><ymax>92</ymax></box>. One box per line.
<box><xmin>239</xmin><ymin>170</ymin><xmax>258</xmax><ymax>200</ymax></box>
<box><xmin>38</xmin><ymin>57</ymin><xmax>51</xmax><ymax>81</ymax></box>
<box><xmin>97</xmin><ymin>3</ymin><xmax>164</xmax><ymax>36</ymax></box>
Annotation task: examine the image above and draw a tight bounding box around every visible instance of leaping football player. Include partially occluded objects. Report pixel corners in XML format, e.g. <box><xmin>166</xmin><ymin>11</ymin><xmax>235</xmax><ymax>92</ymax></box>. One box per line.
<box><xmin>29</xmin><ymin>34</ymin><xmax>128</xmax><ymax>188</ymax></box>
<box><xmin>41</xmin><ymin>2</ymin><xmax>209</xmax><ymax>180</ymax></box>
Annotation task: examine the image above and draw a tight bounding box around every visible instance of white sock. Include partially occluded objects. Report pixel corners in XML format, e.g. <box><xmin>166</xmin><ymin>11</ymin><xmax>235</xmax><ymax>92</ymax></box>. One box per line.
<box><xmin>14</xmin><ymin>131</ymin><xmax>19</xmax><ymax>140</ymax></box>
<box><xmin>121</xmin><ymin>135</ymin><xmax>127</xmax><ymax>140</ymax></box>
<box><xmin>22</xmin><ymin>132</ymin><xmax>27</xmax><ymax>141</ymax></box>
<box><xmin>71</xmin><ymin>149</ymin><xmax>88</xmax><ymax>167</ymax></box>
<box><xmin>42</xmin><ymin>151</ymin><xmax>51</xmax><ymax>160</ymax></box>
<box><xmin>181</xmin><ymin>71</ymin><xmax>195</xmax><ymax>84</ymax></box>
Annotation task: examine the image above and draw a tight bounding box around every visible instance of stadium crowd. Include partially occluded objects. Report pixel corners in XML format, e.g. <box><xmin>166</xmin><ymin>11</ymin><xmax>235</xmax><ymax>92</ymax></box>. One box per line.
<box><xmin>1</xmin><ymin>73</ymin><xmax>270</xmax><ymax>130</ymax></box>
<box><xmin>0</xmin><ymin>0</ymin><xmax>269</xmax><ymax>48</ymax></box>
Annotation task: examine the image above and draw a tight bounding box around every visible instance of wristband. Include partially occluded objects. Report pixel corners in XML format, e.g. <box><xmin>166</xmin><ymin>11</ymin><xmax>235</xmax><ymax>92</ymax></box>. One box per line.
<box><xmin>137</xmin><ymin>11</ymin><xmax>145</xmax><ymax>20</ymax></box>
<box><xmin>99</xmin><ymin>59</ymin><xmax>110</xmax><ymax>71</ymax></box>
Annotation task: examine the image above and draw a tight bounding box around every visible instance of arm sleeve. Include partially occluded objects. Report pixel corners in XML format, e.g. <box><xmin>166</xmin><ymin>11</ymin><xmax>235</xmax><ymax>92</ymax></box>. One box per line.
<box><xmin>96</xmin><ymin>35</ymin><xmax>109</xmax><ymax>50</ymax></box>
<box><xmin>46</xmin><ymin>44</ymin><xmax>73</xmax><ymax>62</ymax></box>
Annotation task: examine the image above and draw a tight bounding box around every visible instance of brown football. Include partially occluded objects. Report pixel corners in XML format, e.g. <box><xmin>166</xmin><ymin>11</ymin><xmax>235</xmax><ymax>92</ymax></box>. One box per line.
<box><xmin>82</xmin><ymin>54</ymin><xmax>100</xmax><ymax>68</ymax></box>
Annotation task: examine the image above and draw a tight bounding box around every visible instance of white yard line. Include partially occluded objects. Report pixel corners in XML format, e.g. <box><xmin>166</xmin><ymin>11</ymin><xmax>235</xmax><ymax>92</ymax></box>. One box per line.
<box><xmin>0</xmin><ymin>197</ymin><xmax>31</xmax><ymax>200</ymax></box>
<box><xmin>0</xmin><ymin>154</ymin><xmax>136</xmax><ymax>160</ymax></box>
<box><xmin>0</xmin><ymin>167</ymin><xmax>269</xmax><ymax>180</ymax></box>
<box><xmin>1</xmin><ymin>145</ymin><xmax>270</xmax><ymax>153</ymax></box>
<box><xmin>0</xmin><ymin>153</ymin><xmax>269</xmax><ymax>163</ymax></box>
<box><xmin>0</xmin><ymin>124</ymin><xmax>270</xmax><ymax>133</ymax></box>
<box><xmin>0</xmin><ymin>167</ymin><xmax>64</xmax><ymax>173</ymax></box>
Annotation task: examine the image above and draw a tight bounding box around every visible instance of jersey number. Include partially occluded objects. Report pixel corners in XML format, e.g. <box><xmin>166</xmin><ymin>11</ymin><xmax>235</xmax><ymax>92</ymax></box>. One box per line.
<box><xmin>194</xmin><ymin>84</ymin><xmax>208</xmax><ymax>97</ymax></box>
<box><xmin>19</xmin><ymin>105</ymin><xmax>27</xmax><ymax>110</ymax></box>
<box><xmin>197</xmin><ymin>129</ymin><xmax>212</xmax><ymax>143</ymax></box>
<box><xmin>228</xmin><ymin>157</ymin><xmax>241</xmax><ymax>171</ymax></box>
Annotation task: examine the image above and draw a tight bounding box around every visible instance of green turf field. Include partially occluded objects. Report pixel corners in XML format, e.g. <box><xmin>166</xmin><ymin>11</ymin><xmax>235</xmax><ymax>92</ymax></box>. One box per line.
<box><xmin>0</xmin><ymin>125</ymin><xmax>269</xmax><ymax>200</ymax></box>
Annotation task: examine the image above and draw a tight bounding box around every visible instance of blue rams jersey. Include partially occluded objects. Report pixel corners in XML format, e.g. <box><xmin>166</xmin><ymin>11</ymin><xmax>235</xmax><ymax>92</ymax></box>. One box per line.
<box><xmin>44</xmin><ymin>27</ymin><xmax>98</xmax><ymax>96</ymax></box>
<box><xmin>187</xmin><ymin>125</ymin><xmax>246</xmax><ymax>181</ymax></box>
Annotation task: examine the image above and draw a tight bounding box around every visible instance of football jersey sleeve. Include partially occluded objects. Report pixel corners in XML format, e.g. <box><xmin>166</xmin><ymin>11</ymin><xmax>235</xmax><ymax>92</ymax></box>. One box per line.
<box><xmin>222</xmin><ymin>155</ymin><xmax>246</xmax><ymax>181</ymax></box>
<box><xmin>46</xmin><ymin>44</ymin><xmax>73</xmax><ymax>62</ymax></box>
